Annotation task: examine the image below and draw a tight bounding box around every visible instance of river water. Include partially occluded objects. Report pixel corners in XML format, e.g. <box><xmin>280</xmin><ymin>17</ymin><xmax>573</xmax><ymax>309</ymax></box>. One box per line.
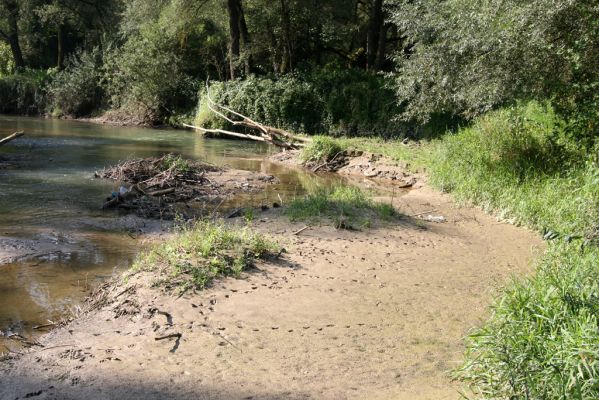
<box><xmin>0</xmin><ymin>116</ymin><xmax>342</xmax><ymax>344</ymax></box>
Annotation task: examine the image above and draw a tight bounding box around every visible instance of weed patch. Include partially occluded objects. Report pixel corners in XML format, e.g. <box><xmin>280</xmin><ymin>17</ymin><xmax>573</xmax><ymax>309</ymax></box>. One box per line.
<box><xmin>132</xmin><ymin>221</ymin><xmax>279</xmax><ymax>292</ymax></box>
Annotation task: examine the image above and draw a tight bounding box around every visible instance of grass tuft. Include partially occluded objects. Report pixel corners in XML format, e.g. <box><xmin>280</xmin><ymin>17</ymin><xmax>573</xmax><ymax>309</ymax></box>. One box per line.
<box><xmin>300</xmin><ymin>136</ymin><xmax>344</xmax><ymax>163</ymax></box>
<box><xmin>131</xmin><ymin>220</ymin><xmax>279</xmax><ymax>292</ymax></box>
<box><xmin>285</xmin><ymin>185</ymin><xmax>397</xmax><ymax>229</ymax></box>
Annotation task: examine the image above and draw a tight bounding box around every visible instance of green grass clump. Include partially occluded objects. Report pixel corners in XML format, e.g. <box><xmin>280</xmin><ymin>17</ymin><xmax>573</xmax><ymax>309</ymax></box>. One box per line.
<box><xmin>300</xmin><ymin>136</ymin><xmax>345</xmax><ymax>163</ymax></box>
<box><xmin>132</xmin><ymin>220</ymin><xmax>279</xmax><ymax>291</ymax></box>
<box><xmin>285</xmin><ymin>185</ymin><xmax>396</xmax><ymax>229</ymax></box>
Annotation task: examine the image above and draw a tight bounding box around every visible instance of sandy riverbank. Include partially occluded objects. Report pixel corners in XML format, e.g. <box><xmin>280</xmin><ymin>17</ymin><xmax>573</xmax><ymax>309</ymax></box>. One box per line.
<box><xmin>0</xmin><ymin>179</ymin><xmax>543</xmax><ymax>399</ymax></box>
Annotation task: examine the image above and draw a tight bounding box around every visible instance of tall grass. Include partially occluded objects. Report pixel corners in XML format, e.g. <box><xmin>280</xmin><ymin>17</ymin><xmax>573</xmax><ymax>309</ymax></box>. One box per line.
<box><xmin>424</xmin><ymin>102</ymin><xmax>599</xmax><ymax>399</ymax></box>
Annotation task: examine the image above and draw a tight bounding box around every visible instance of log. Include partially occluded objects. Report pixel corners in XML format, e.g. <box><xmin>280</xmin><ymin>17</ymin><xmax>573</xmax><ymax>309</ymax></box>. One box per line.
<box><xmin>0</xmin><ymin>131</ymin><xmax>24</xmax><ymax>147</ymax></box>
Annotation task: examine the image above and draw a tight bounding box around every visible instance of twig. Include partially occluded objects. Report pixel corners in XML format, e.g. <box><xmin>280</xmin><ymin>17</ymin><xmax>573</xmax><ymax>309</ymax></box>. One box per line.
<box><xmin>410</xmin><ymin>209</ymin><xmax>438</xmax><ymax>217</ymax></box>
<box><xmin>33</xmin><ymin>323</ymin><xmax>55</xmax><ymax>330</ymax></box>
<box><xmin>293</xmin><ymin>226</ymin><xmax>310</xmax><ymax>235</ymax></box>
<box><xmin>155</xmin><ymin>333</ymin><xmax>182</xmax><ymax>341</ymax></box>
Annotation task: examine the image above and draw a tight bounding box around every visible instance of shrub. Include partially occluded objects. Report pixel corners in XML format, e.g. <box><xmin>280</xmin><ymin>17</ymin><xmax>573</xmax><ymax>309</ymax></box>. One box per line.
<box><xmin>307</xmin><ymin>67</ymin><xmax>401</xmax><ymax>137</ymax></box>
<box><xmin>104</xmin><ymin>31</ymin><xmax>198</xmax><ymax>125</ymax></box>
<box><xmin>391</xmin><ymin>0</ymin><xmax>599</xmax><ymax>127</ymax></box>
<box><xmin>425</xmin><ymin>102</ymin><xmax>599</xmax><ymax>398</ymax></box>
<box><xmin>429</xmin><ymin>102</ymin><xmax>596</xmax><ymax>234</ymax></box>
<box><xmin>47</xmin><ymin>48</ymin><xmax>104</xmax><ymax>117</ymax></box>
<box><xmin>0</xmin><ymin>42</ymin><xmax>14</xmax><ymax>77</ymax></box>
<box><xmin>0</xmin><ymin>69</ymin><xmax>50</xmax><ymax>115</ymax></box>
<box><xmin>458</xmin><ymin>244</ymin><xmax>599</xmax><ymax>399</ymax></box>
<box><xmin>196</xmin><ymin>76</ymin><xmax>325</xmax><ymax>134</ymax></box>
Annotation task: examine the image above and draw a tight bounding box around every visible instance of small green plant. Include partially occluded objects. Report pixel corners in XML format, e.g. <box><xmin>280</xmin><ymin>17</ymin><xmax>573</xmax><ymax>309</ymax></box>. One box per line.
<box><xmin>285</xmin><ymin>185</ymin><xmax>397</xmax><ymax>229</ymax></box>
<box><xmin>243</xmin><ymin>208</ymin><xmax>255</xmax><ymax>223</ymax></box>
<box><xmin>132</xmin><ymin>220</ymin><xmax>279</xmax><ymax>291</ymax></box>
<box><xmin>160</xmin><ymin>153</ymin><xmax>191</xmax><ymax>173</ymax></box>
<box><xmin>300</xmin><ymin>136</ymin><xmax>344</xmax><ymax>163</ymax></box>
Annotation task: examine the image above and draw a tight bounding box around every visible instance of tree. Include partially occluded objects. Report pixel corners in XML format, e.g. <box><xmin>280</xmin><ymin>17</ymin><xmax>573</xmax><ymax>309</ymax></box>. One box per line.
<box><xmin>390</xmin><ymin>0</ymin><xmax>599</xmax><ymax>123</ymax></box>
<box><xmin>224</xmin><ymin>0</ymin><xmax>252</xmax><ymax>79</ymax></box>
<box><xmin>0</xmin><ymin>0</ymin><xmax>26</xmax><ymax>68</ymax></box>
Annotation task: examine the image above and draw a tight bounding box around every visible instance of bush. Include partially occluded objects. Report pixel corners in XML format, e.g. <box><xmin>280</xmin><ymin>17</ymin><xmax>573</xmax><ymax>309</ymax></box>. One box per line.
<box><xmin>459</xmin><ymin>244</ymin><xmax>599</xmax><ymax>399</ymax></box>
<box><xmin>0</xmin><ymin>69</ymin><xmax>50</xmax><ymax>115</ymax></box>
<box><xmin>195</xmin><ymin>68</ymin><xmax>402</xmax><ymax>137</ymax></box>
<box><xmin>104</xmin><ymin>30</ymin><xmax>198</xmax><ymax>125</ymax></box>
<box><xmin>196</xmin><ymin>76</ymin><xmax>325</xmax><ymax>134</ymax></box>
<box><xmin>391</xmin><ymin>0</ymin><xmax>599</xmax><ymax>128</ymax></box>
<box><xmin>0</xmin><ymin>42</ymin><xmax>14</xmax><ymax>77</ymax></box>
<box><xmin>47</xmin><ymin>48</ymin><xmax>104</xmax><ymax>117</ymax></box>
<box><xmin>307</xmin><ymin>67</ymin><xmax>401</xmax><ymax>137</ymax></box>
<box><xmin>429</xmin><ymin>102</ymin><xmax>596</xmax><ymax>234</ymax></box>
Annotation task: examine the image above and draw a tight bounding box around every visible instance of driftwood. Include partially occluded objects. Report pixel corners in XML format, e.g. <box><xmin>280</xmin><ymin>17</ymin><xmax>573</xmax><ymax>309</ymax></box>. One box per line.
<box><xmin>0</xmin><ymin>131</ymin><xmax>24</xmax><ymax>147</ymax></box>
<box><xmin>184</xmin><ymin>82</ymin><xmax>311</xmax><ymax>149</ymax></box>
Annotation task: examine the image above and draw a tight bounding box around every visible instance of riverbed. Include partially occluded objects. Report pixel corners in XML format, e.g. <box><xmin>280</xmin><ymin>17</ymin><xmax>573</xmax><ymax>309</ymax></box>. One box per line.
<box><xmin>0</xmin><ymin>116</ymin><xmax>342</xmax><ymax>341</ymax></box>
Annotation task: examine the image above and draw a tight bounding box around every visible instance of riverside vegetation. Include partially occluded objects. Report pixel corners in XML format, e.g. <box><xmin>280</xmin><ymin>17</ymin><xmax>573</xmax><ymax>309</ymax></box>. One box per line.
<box><xmin>1</xmin><ymin>0</ymin><xmax>597</xmax><ymax>398</ymax></box>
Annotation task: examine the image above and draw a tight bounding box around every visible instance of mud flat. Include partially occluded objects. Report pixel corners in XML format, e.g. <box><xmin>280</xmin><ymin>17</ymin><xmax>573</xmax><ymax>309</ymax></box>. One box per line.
<box><xmin>0</xmin><ymin>180</ymin><xmax>543</xmax><ymax>400</ymax></box>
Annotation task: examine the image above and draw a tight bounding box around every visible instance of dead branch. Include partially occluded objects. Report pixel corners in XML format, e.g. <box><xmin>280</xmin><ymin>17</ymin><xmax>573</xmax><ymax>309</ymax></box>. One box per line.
<box><xmin>0</xmin><ymin>131</ymin><xmax>24</xmax><ymax>147</ymax></box>
<box><xmin>155</xmin><ymin>333</ymin><xmax>182</xmax><ymax>341</ymax></box>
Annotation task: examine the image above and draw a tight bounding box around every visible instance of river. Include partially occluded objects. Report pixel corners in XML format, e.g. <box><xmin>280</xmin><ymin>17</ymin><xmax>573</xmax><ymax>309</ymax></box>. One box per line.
<box><xmin>0</xmin><ymin>115</ymin><xmax>341</xmax><ymax>344</ymax></box>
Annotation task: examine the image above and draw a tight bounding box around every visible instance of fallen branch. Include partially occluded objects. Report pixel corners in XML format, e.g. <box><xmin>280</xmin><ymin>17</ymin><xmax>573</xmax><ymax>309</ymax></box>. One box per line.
<box><xmin>185</xmin><ymin>82</ymin><xmax>311</xmax><ymax>150</ymax></box>
<box><xmin>0</xmin><ymin>131</ymin><xmax>24</xmax><ymax>147</ymax></box>
<box><xmin>148</xmin><ymin>188</ymin><xmax>176</xmax><ymax>197</ymax></box>
<box><xmin>293</xmin><ymin>226</ymin><xmax>310</xmax><ymax>235</ymax></box>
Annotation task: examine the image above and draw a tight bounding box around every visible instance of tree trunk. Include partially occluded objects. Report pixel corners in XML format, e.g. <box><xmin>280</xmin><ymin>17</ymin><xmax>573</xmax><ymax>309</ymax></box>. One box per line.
<box><xmin>6</xmin><ymin>1</ymin><xmax>25</xmax><ymax>69</ymax></box>
<box><xmin>374</xmin><ymin>22</ymin><xmax>389</xmax><ymax>71</ymax></box>
<box><xmin>366</xmin><ymin>0</ymin><xmax>383</xmax><ymax>70</ymax></box>
<box><xmin>280</xmin><ymin>0</ymin><xmax>293</xmax><ymax>73</ymax></box>
<box><xmin>57</xmin><ymin>24</ymin><xmax>65</xmax><ymax>70</ymax></box>
<box><xmin>238</xmin><ymin>0</ymin><xmax>252</xmax><ymax>76</ymax></box>
<box><xmin>227</xmin><ymin>0</ymin><xmax>241</xmax><ymax>79</ymax></box>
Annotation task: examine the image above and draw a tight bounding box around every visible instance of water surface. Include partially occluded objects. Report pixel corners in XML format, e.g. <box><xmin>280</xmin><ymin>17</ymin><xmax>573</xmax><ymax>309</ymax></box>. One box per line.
<box><xmin>0</xmin><ymin>116</ymin><xmax>342</xmax><ymax>345</ymax></box>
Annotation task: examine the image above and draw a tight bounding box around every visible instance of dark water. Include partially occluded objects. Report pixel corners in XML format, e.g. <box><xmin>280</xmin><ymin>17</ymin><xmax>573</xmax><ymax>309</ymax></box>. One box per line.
<box><xmin>0</xmin><ymin>116</ymin><xmax>343</xmax><ymax>345</ymax></box>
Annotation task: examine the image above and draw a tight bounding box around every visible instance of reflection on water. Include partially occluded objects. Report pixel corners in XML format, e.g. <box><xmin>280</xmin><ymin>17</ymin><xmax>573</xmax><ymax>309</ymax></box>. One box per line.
<box><xmin>0</xmin><ymin>116</ymin><xmax>349</xmax><ymax>345</ymax></box>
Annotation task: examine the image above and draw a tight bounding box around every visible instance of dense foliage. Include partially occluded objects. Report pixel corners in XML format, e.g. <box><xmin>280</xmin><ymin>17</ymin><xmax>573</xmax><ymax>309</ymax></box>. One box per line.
<box><xmin>391</xmin><ymin>0</ymin><xmax>599</xmax><ymax>128</ymax></box>
<box><xmin>0</xmin><ymin>0</ymin><xmax>401</xmax><ymax>126</ymax></box>
<box><xmin>196</xmin><ymin>68</ymin><xmax>400</xmax><ymax>136</ymax></box>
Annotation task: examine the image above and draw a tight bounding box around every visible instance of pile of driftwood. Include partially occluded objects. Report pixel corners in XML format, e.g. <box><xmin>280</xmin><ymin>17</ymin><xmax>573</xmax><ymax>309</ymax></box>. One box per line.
<box><xmin>184</xmin><ymin>82</ymin><xmax>311</xmax><ymax>150</ymax></box>
<box><xmin>95</xmin><ymin>154</ymin><xmax>221</xmax><ymax>219</ymax></box>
